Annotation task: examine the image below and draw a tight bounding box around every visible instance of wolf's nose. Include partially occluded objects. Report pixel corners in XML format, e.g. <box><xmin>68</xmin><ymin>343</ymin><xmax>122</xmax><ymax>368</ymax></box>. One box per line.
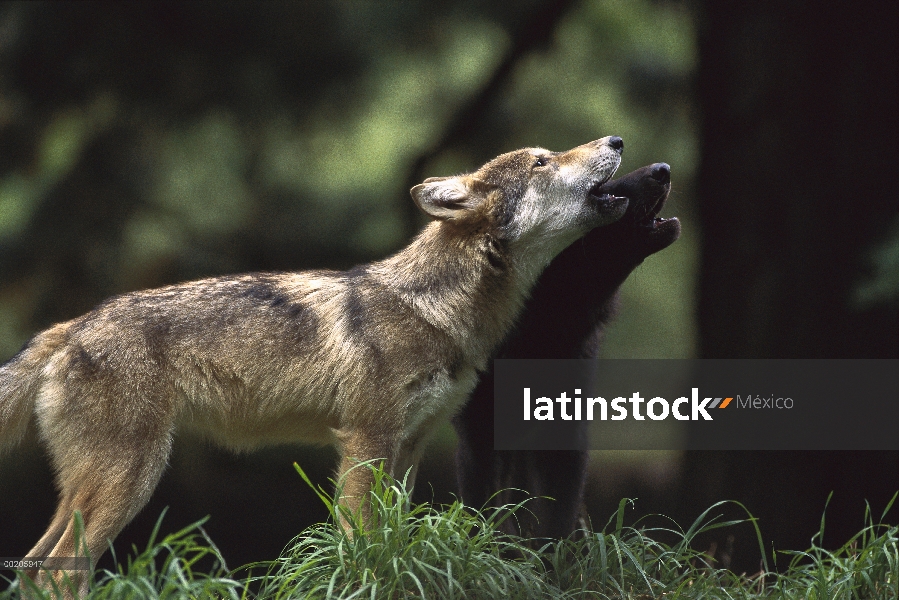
<box><xmin>650</xmin><ymin>163</ymin><xmax>671</xmax><ymax>184</ymax></box>
<box><xmin>607</xmin><ymin>136</ymin><xmax>624</xmax><ymax>153</ymax></box>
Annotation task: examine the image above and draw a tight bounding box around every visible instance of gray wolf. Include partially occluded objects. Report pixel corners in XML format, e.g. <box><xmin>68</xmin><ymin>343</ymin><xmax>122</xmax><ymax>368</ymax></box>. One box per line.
<box><xmin>453</xmin><ymin>162</ymin><xmax>680</xmax><ymax>539</ymax></box>
<box><xmin>0</xmin><ymin>136</ymin><xmax>626</xmax><ymax>593</ymax></box>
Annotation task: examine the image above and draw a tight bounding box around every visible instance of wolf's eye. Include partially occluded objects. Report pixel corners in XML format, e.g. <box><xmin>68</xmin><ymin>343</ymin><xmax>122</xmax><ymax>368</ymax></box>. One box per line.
<box><xmin>534</xmin><ymin>156</ymin><xmax>548</xmax><ymax>167</ymax></box>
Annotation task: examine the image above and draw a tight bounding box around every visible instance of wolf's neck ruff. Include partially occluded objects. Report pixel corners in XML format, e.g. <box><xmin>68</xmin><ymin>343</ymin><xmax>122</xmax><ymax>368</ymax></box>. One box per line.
<box><xmin>378</xmin><ymin>222</ymin><xmax>520</xmax><ymax>373</ymax></box>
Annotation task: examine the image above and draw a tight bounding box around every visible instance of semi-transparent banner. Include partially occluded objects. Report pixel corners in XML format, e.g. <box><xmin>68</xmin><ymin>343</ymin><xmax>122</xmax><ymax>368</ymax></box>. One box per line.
<box><xmin>493</xmin><ymin>359</ymin><xmax>899</xmax><ymax>450</ymax></box>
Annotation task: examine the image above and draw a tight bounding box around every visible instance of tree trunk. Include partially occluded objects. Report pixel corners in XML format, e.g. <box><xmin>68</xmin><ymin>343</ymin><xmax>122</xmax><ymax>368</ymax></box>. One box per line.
<box><xmin>684</xmin><ymin>0</ymin><xmax>898</xmax><ymax>572</ymax></box>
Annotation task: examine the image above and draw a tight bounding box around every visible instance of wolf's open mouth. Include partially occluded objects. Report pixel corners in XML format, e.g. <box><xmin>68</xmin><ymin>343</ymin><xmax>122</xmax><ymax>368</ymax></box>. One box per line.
<box><xmin>590</xmin><ymin>162</ymin><xmax>680</xmax><ymax>239</ymax></box>
<box><xmin>592</xmin><ymin>192</ymin><xmax>628</xmax><ymax>205</ymax></box>
<box><xmin>630</xmin><ymin>164</ymin><xmax>673</xmax><ymax>229</ymax></box>
<box><xmin>633</xmin><ymin>195</ymin><xmax>671</xmax><ymax>229</ymax></box>
<box><xmin>587</xmin><ymin>178</ymin><xmax>624</xmax><ymax>205</ymax></box>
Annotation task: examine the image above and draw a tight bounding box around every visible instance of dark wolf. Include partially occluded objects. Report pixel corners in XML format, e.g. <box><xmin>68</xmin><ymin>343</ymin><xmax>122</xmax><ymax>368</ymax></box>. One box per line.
<box><xmin>453</xmin><ymin>162</ymin><xmax>680</xmax><ymax>539</ymax></box>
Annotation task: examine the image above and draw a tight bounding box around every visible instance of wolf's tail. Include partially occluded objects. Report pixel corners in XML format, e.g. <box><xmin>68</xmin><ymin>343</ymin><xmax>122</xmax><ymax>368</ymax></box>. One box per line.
<box><xmin>0</xmin><ymin>322</ymin><xmax>69</xmax><ymax>454</ymax></box>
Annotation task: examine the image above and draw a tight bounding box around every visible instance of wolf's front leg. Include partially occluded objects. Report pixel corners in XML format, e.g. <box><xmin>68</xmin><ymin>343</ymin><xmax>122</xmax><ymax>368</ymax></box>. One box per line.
<box><xmin>333</xmin><ymin>431</ymin><xmax>397</xmax><ymax>531</ymax></box>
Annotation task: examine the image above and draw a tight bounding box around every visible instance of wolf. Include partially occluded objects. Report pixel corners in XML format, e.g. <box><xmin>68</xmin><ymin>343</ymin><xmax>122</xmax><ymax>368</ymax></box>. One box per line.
<box><xmin>453</xmin><ymin>162</ymin><xmax>680</xmax><ymax>539</ymax></box>
<box><xmin>0</xmin><ymin>136</ymin><xmax>627</xmax><ymax>592</ymax></box>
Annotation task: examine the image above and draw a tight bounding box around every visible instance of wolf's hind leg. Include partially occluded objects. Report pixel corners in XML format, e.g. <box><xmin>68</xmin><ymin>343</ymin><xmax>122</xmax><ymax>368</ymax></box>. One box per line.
<box><xmin>26</xmin><ymin>426</ymin><xmax>174</xmax><ymax>597</ymax></box>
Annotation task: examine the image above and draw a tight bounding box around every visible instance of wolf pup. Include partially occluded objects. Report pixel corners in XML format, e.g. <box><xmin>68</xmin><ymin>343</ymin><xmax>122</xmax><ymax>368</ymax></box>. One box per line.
<box><xmin>454</xmin><ymin>162</ymin><xmax>680</xmax><ymax>539</ymax></box>
<box><xmin>1</xmin><ymin>136</ymin><xmax>627</xmax><ymax>591</ymax></box>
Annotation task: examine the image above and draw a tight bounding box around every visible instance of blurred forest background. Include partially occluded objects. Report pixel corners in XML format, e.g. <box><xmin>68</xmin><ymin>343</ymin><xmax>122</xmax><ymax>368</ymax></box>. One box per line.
<box><xmin>1</xmin><ymin>0</ymin><xmax>896</xmax><ymax>576</ymax></box>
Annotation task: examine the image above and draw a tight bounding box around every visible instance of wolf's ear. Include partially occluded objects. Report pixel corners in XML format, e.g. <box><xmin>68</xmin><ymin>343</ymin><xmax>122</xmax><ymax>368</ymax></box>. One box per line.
<box><xmin>410</xmin><ymin>176</ymin><xmax>489</xmax><ymax>220</ymax></box>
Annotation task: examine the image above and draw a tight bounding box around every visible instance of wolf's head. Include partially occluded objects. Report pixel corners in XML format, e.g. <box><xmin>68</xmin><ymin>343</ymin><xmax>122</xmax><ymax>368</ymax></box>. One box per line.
<box><xmin>410</xmin><ymin>137</ymin><xmax>628</xmax><ymax>272</ymax></box>
<box><xmin>588</xmin><ymin>162</ymin><xmax>680</xmax><ymax>265</ymax></box>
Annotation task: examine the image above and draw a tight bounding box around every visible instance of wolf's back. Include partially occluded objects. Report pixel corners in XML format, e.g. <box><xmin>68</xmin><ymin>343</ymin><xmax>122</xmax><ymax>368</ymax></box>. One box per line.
<box><xmin>0</xmin><ymin>322</ymin><xmax>70</xmax><ymax>453</ymax></box>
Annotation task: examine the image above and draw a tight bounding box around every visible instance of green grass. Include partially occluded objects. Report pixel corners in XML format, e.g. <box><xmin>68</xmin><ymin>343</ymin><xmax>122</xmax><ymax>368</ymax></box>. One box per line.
<box><xmin>4</xmin><ymin>510</ymin><xmax>243</xmax><ymax>600</ymax></box>
<box><xmin>3</xmin><ymin>463</ymin><xmax>896</xmax><ymax>599</ymax></box>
